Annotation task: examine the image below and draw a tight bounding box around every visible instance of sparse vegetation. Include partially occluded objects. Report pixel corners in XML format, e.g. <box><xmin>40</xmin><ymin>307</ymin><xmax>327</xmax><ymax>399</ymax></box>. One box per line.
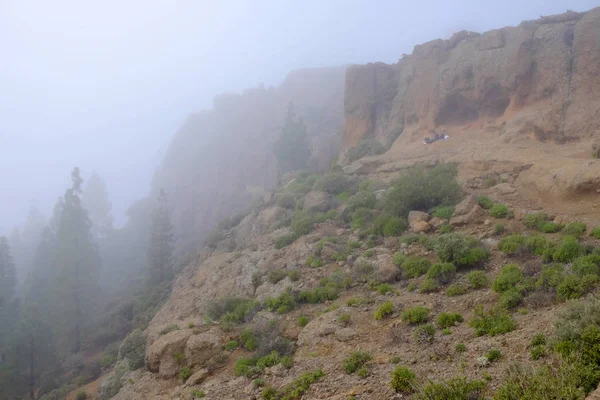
<box><xmin>436</xmin><ymin>312</ymin><xmax>464</xmax><ymax>329</ymax></box>
<box><xmin>413</xmin><ymin>377</ymin><xmax>486</xmax><ymax>400</ymax></box>
<box><xmin>490</xmin><ymin>203</ymin><xmax>508</xmax><ymax>218</ymax></box>
<box><xmin>268</xmin><ymin>269</ymin><xmax>289</xmax><ymax>284</ymax></box>
<box><xmin>262</xmin><ymin>369</ymin><xmax>324</xmax><ymax>400</ymax></box>
<box><xmin>591</xmin><ymin>226</ymin><xmax>600</xmax><ymax>239</ymax></box>
<box><xmin>434</xmin><ymin>233</ymin><xmax>489</xmax><ymax>267</ymax></box>
<box><xmin>455</xmin><ymin>343</ymin><xmax>467</xmax><ymax>353</ymax></box>
<box><xmin>375</xmin><ymin>283</ymin><xmax>394</xmax><ymax>295</ymax></box>
<box><xmin>470</xmin><ymin>305</ymin><xmax>516</xmax><ymax>336</ymax></box>
<box><xmin>390</xmin><ymin>366</ymin><xmax>416</xmax><ymax>393</ymax></box>
<box><xmin>564</xmin><ymin>221</ymin><xmax>586</xmax><ymax>237</ymax></box>
<box><xmin>485</xmin><ymin>348</ymin><xmax>502</xmax><ymax>362</ymax></box>
<box><xmin>413</xmin><ymin>324</ymin><xmax>435</xmax><ymax>344</ymax></box>
<box><xmin>225</xmin><ymin>340</ymin><xmax>239</xmax><ymax>351</ymax></box>
<box><xmin>297</xmin><ymin>316</ymin><xmax>309</xmax><ymax>328</ymax></box>
<box><xmin>477</xmin><ymin>196</ymin><xmax>493</xmax><ymax>210</ymax></box>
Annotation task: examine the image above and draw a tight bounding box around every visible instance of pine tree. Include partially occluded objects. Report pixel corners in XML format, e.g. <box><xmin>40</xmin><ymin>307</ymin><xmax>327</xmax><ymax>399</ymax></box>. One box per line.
<box><xmin>0</xmin><ymin>237</ymin><xmax>17</xmax><ymax>308</ymax></box>
<box><xmin>82</xmin><ymin>173</ymin><xmax>114</xmax><ymax>240</ymax></box>
<box><xmin>52</xmin><ymin>167</ymin><xmax>101</xmax><ymax>353</ymax></box>
<box><xmin>274</xmin><ymin>102</ymin><xmax>312</xmax><ymax>174</ymax></box>
<box><xmin>147</xmin><ymin>189</ymin><xmax>174</xmax><ymax>285</ymax></box>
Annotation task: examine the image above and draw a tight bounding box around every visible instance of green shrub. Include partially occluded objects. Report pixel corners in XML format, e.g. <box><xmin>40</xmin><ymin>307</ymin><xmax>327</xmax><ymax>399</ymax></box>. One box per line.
<box><xmin>390</xmin><ymin>366</ymin><xmax>416</xmax><ymax>393</ymax></box>
<box><xmin>564</xmin><ymin>221</ymin><xmax>587</xmax><ymax>237</ymax></box>
<box><xmin>118</xmin><ymin>329</ymin><xmax>147</xmax><ymax>370</ymax></box>
<box><xmin>280</xmin><ymin>356</ymin><xmax>293</xmax><ymax>369</ymax></box>
<box><xmin>268</xmin><ymin>369</ymin><xmax>324</xmax><ymax>400</ymax></box>
<box><xmin>420</xmin><ymin>278</ymin><xmax>440</xmax><ymax>293</ymax></box>
<box><xmin>346</xmin><ymin>190</ymin><xmax>377</xmax><ymax>212</ymax></box>
<box><xmin>553</xmin><ymin>235</ymin><xmax>583</xmax><ymax>263</ymax></box>
<box><xmin>337</xmin><ymin>313</ymin><xmax>351</xmax><ymax>326</ymax></box>
<box><xmin>234</xmin><ymin>356</ymin><xmax>261</xmax><ymax>378</ymax></box>
<box><xmin>498</xmin><ymin>234</ymin><xmax>526</xmax><ymax>255</ymax></box>
<box><xmin>413</xmin><ymin>377</ymin><xmax>486</xmax><ymax>400</ymax></box>
<box><xmin>591</xmin><ymin>226</ymin><xmax>600</xmax><ymax>239</ymax></box>
<box><xmin>572</xmin><ymin>254</ymin><xmax>600</xmax><ymax>277</ymax></box>
<box><xmin>536</xmin><ymin>263</ymin><xmax>565</xmax><ymax>291</ymax></box>
<box><xmin>268</xmin><ymin>269</ymin><xmax>288</xmax><ymax>284</ymax></box>
<box><xmin>530</xmin><ymin>345</ymin><xmax>547</xmax><ymax>360</ymax></box>
<box><xmin>556</xmin><ymin>274</ymin><xmax>598</xmax><ymax>300</ymax></box>
<box><xmin>490</xmin><ymin>203</ymin><xmax>508</xmax><ymax>218</ymax></box>
<box><xmin>426</xmin><ymin>263</ymin><xmax>456</xmax><ymax>284</ymax></box>
<box><xmin>446</xmin><ymin>283</ymin><xmax>468</xmax><ymax>296</ymax></box>
<box><xmin>402</xmin><ymin>306</ymin><xmax>430</xmax><ymax>325</ymax></box>
<box><xmin>439</xmin><ymin>223</ymin><xmax>453</xmax><ymax>234</ymax></box>
<box><xmin>240</xmin><ymin>329</ymin><xmax>257</xmax><ymax>351</ymax></box>
<box><xmin>224</xmin><ymin>340</ymin><xmax>239</xmax><ymax>351</ymax></box>
<box><xmin>264</xmin><ymin>290</ymin><xmax>297</xmax><ymax>314</ymax></box>
<box><xmin>401</xmin><ymin>257</ymin><xmax>431</xmax><ymax>278</ymax></box>
<box><xmin>469</xmin><ymin>305</ymin><xmax>516</xmax><ymax>336</ymax></box>
<box><xmin>499</xmin><ymin>289</ymin><xmax>523</xmax><ymax>309</ymax></box>
<box><xmin>383</xmin><ymin>164</ymin><xmax>462</xmax><ymax>217</ymax></box>
<box><xmin>391</xmin><ymin>356</ymin><xmax>401</xmax><ymax>364</ymax></box>
<box><xmin>414</xmin><ymin>324</ymin><xmax>435</xmax><ymax>344</ymax></box>
<box><xmin>376</xmin><ymin>283</ymin><xmax>394</xmax><ymax>295</ymax></box>
<box><xmin>343</xmin><ymin>351</ymin><xmax>372</xmax><ymax>374</ymax></box>
<box><xmin>541</xmin><ymin>222</ymin><xmax>562</xmax><ymax>233</ymax></box>
<box><xmin>179</xmin><ymin>366</ymin><xmax>192</xmax><ymax>382</ymax></box>
<box><xmin>524</xmin><ymin>234</ymin><xmax>555</xmax><ymax>260</ymax></box>
<box><xmin>467</xmin><ymin>270</ymin><xmax>489</xmax><ymax>289</ymax></box>
<box><xmin>275</xmin><ymin>233</ymin><xmax>297</xmax><ymax>249</ymax></box>
<box><xmin>375</xmin><ymin>301</ymin><xmax>395</xmax><ymax>320</ymax></box>
<box><xmin>337</xmin><ymin>191</ymin><xmax>351</xmax><ymax>202</ymax></box>
<box><xmin>495</xmin><ymin>224</ymin><xmax>505</xmax><ymax>235</ymax></box>
<box><xmin>485</xmin><ymin>348</ymin><xmax>502</xmax><ymax>362</ymax></box>
<box><xmin>477</xmin><ymin>196</ymin><xmax>493</xmax><ymax>210</ymax></box>
<box><xmin>432</xmin><ymin>205</ymin><xmax>455</xmax><ymax>220</ymax></box>
<box><xmin>399</xmin><ymin>233</ymin><xmax>421</xmax><ymax>245</ymax></box>
<box><xmin>76</xmin><ymin>392</ymin><xmax>87</xmax><ymax>400</ymax></box>
<box><xmin>191</xmin><ymin>390</ymin><xmax>206</xmax><ymax>398</ymax></box>
<box><xmin>455</xmin><ymin>343</ymin><xmax>467</xmax><ymax>352</ymax></box>
<box><xmin>524</xmin><ymin>212</ymin><xmax>549</xmax><ymax>230</ymax></box>
<box><xmin>350</xmin><ymin>208</ymin><xmax>373</xmax><ymax>229</ymax></box>
<box><xmin>436</xmin><ymin>312</ymin><xmax>464</xmax><ymax>329</ymax></box>
<box><xmin>305</xmin><ymin>254</ymin><xmax>324</xmax><ymax>268</ymax></box>
<box><xmin>288</xmin><ymin>270</ymin><xmax>300</xmax><ymax>282</ymax></box>
<box><xmin>392</xmin><ymin>252</ymin><xmax>406</xmax><ymax>266</ymax></box>
<box><xmin>434</xmin><ymin>233</ymin><xmax>489</xmax><ymax>267</ymax></box>
<box><xmin>297</xmin><ymin>316</ymin><xmax>309</xmax><ymax>328</ymax></box>
<box><xmin>346</xmin><ymin>297</ymin><xmax>374</xmax><ymax>307</ymax></box>
<box><xmin>357</xmin><ymin>366</ymin><xmax>370</xmax><ymax>378</ymax></box>
<box><xmin>277</xmin><ymin>193</ymin><xmax>296</xmax><ymax>209</ymax></box>
<box><xmin>492</xmin><ymin>264</ymin><xmax>523</xmax><ymax>293</ymax></box>
<box><xmin>313</xmin><ymin>172</ymin><xmax>355</xmax><ymax>195</ymax></box>
<box><xmin>364</xmin><ymin>249</ymin><xmax>375</xmax><ymax>257</ymax></box>
<box><xmin>379</xmin><ymin>215</ymin><xmax>407</xmax><ymax>236</ymax></box>
<box><xmin>291</xmin><ymin>211</ymin><xmax>314</xmax><ymax>236</ymax></box>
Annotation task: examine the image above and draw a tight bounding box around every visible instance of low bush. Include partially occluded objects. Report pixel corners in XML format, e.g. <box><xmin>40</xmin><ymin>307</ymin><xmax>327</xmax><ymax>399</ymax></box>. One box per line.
<box><xmin>553</xmin><ymin>235</ymin><xmax>583</xmax><ymax>263</ymax></box>
<box><xmin>383</xmin><ymin>163</ymin><xmax>462</xmax><ymax>218</ymax></box>
<box><xmin>399</xmin><ymin>233</ymin><xmax>421</xmax><ymax>245</ymax></box>
<box><xmin>434</xmin><ymin>233</ymin><xmax>489</xmax><ymax>268</ymax></box>
<box><xmin>268</xmin><ymin>269</ymin><xmax>288</xmax><ymax>284</ymax></box>
<box><xmin>556</xmin><ymin>274</ymin><xmax>598</xmax><ymax>301</ymax></box>
<box><xmin>432</xmin><ymin>205</ymin><xmax>455</xmax><ymax>220</ymax></box>
<box><xmin>118</xmin><ymin>329</ymin><xmax>146</xmax><ymax>370</ymax></box>
<box><xmin>439</xmin><ymin>223</ymin><xmax>453</xmax><ymax>233</ymax></box>
<box><xmin>536</xmin><ymin>263</ymin><xmax>564</xmax><ymax>291</ymax></box>
<box><xmin>413</xmin><ymin>324</ymin><xmax>435</xmax><ymax>344</ymax></box>
<box><xmin>455</xmin><ymin>343</ymin><xmax>467</xmax><ymax>352</ymax></box>
<box><xmin>275</xmin><ymin>233</ymin><xmax>297</xmax><ymax>249</ymax></box>
<box><xmin>495</xmin><ymin>224</ymin><xmax>505</xmax><ymax>235</ymax></box>
<box><xmin>191</xmin><ymin>390</ymin><xmax>206</xmax><ymax>398</ymax></box>
<box><xmin>206</xmin><ymin>297</ymin><xmax>260</xmax><ymax>329</ymax></box>
<box><xmin>436</xmin><ymin>312</ymin><xmax>464</xmax><ymax>329</ymax></box>
<box><xmin>375</xmin><ymin>301</ymin><xmax>395</xmax><ymax>320</ymax></box>
<box><xmin>347</xmin><ymin>139</ymin><xmax>386</xmax><ymax>162</ymax></box>
<box><xmin>373</xmin><ymin>214</ymin><xmax>407</xmax><ymax>236</ymax></box>
<box><xmin>401</xmin><ymin>257</ymin><xmax>431</xmax><ymax>278</ymax></box>
<box><xmin>490</xmin><ymin>203</ymin><xmax>508</xmax><ymax>218</ymax></box>
<box><xmin>351</xmin><ymin>208</ymin><xmax>373</xmax><ymax>230</ymax></box>
<box><xmin>485</xmin><ymin>348</ymin><xmax>502</xmax><ymax>362</ymax></box>
<box><xmin>224</xmin><ymin>340</ymin><xmax>239</xmax><ymax>351</ymax></box>
<box><xmin>541</xmin><ymin>222</ymin><xmax>562</xmax><ymax>233</ymax></box>
<box><xmin>305</xmin><ymin>254</ymin><xmax>324</xmax><ymax>268</ymax></box>
<box><xmin>376</xmin><ymin>283</ymin><xmax>394</xmax><ymax>295</ymax></box>
<box><xmin>499</xmin><ymin>289</ymin><xmax>523</xmax><ymax>309</ymax></box>
<box><xmin>291</xmin><ymin>211</ymin><xmax>314</xmax><ymax>236</ymax></box>
<box><xmin>338</xmin><ymin>313</ymin><xmax>351</xmax><ymax>326</ymax></box>
<box><xmin>392</xmin><ymin>252</ymin><xmax>406</xmax><ymax>266</ymax></box>
<box><xmin>76</xmin><ymin>392</ymin><xmax>87</xmax><ymax>400</ymax></box>
<box><xmin>564</xmin><ymin>221</ymin><xmax>587</xmax><ymax>237</ymax></box>
<box><xmin>446</xmin><ymin>283</ymin><xmax>468</xmax><ymax>296</ymax></box>
<box><xmin>477</xmin><ymin>196</ymin><xmax>493</xmax><ymax>210</ymax></box>
<box><xmin>346</xmin><ymin>190</ymin><xmax>377</xmax><ymax>212</ymax></box>
<box><xmin>288</xmin><ymin>270</ymin><xmax>300</xmax><ymax>281</ymax></box>
<box><xmin>470</xmin><ymin>305</ymin><xmax>516</xmax><ymax>336</ymax></box>
<box><xmin>492</xmin><ymin>264</ymin><xmax>523</xmax><ymax>294</ymax></box>
<box><xmin>179</xmin><ymin>366</ymin><xmax>192</xmax><ymax>382</ymax></box>
<box><xmin>240</xmin><ymin>329</ymin><xmax>257</xmax><ymax>351</ymax></box>
<box><xmin>264</xmin><ymin>369</ymin><xmax>325</xmax><ymax>400</ymax></box>
<box><xmin>352</xmin><ymin>259</ymin><xmax>375</xmax><ymax>282</ymax></box>
<box><xmin>390</xmin><ymin>366</ymin><xmax>416</xmax><ymax>393</ymax></box>
<box><xmin>572</xmin><ymin>254</ymin><xmax>600</xmax><ymax>277</ymax></box>
<box><xmin>402</xmin><ymin>306</ymin><xmax>429</xmax><ymax>325</ymax></box>
<box><xmin>297</xmin><ymin>316</ymin><xmax>309</xmax><ymax>328</ymax></box>
<box><xmin>591</xmin><ymin>226</ymin><xmax>600</xmax><ymax>239</ymax></box>
<box><xmin>343</xmin><ymin>351</ymin><xmax>372</xmax><ymax>374</ymax></box>
<box><xmin>264</xmin><ymin>290</ymin><xmax>297</xmax><ymax>314</ymax></box>
<box><xmin>420</xmin><ymin>278</ymin><xmax>439</xmax><ymax>293</ymax></box>
<box><xmin>313</xmin><ymin>172</ymin><xmax>355</xmax><ymax>195</ymax></box>
<box><xmin>276</xmin><ymin>193</ymin><xmax>296</xmax><ymax>209</ymax></box>
<box><xmin>467</xmin><ymin>270</ymin><xmax>489</xmax><ymax>289</ymax></box>
<box><xmin>413</xmin><ymin>377</ymin><xmax>486</xmax><ymax>400</ymax></box>
<box><xmin>524</xmin><ymin>212</ymin><xmax>550</xmax><ymax>230</ymax></box>
<box><xmin>498</xmin><ymin>234</ymin><xmax>526</xmax><ymax>255</ymax></box>
<box><xmin>426</xmin><ymin>263</ymin><xmax>456</xmax><ymax>284</ymax></box>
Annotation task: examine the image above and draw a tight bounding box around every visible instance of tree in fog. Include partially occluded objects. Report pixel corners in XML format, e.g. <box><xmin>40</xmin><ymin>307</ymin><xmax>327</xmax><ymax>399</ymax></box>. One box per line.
<box><xmin>0</xmin><ymin>236</ymin><xmax>17</xmax><ymax>309</ymax></box>
<box><xmin>147</xmin><ymin>189</ymin><xmax>174</xmax><ymax>285</ymax></box>
<box><xmin>9</xmin><ymin>207</ymin><xmax>46</xmax><ymax>291</ymax></box>
<box><xmin>274</xmin><ymin>102</ymin><xmax>312</xmax><ymax>174</ymax></box>
<box><xmin>82</xmin><ymin>173</ymin><xmax>114</xmax><ymax>240</ymax></box>
<box><xmin>52</xmin><ymin>167</ymin><xmax>101</xmax><ymax>353</ymax></box>
<box><xmin>0</xmin><ymin>236</ymin><xmax>19</xmax><ymax>397</ymax></box>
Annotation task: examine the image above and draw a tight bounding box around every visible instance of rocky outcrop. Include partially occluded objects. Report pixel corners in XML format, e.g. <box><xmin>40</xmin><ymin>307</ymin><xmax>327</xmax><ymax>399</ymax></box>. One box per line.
<box><xmin>341</xmin><ymin>8</ymin><xmax>600</xmax><ymax>158</ymax></box>
<box><xmin>153</xmin><ymin>66</ymin><xmax>346</xmax><ymax>252</ymax></box>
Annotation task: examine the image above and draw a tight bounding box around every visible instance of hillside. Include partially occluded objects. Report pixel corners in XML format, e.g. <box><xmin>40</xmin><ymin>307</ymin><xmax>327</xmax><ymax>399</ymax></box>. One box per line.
<box><xmin>89</xmin><ymin>8</ymin><xmax>600</xmax><ymax>400</ymax></box>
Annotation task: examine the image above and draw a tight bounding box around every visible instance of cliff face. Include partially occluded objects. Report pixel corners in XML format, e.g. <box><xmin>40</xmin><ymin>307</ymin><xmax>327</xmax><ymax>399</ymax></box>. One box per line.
<box><xmin>152</xmin><ymin>67</ymin><xmax>346</xmax><ymax>251</ymax></box>
<box><xmin>342</xmin><ymin>9</ymin><xmax>600</xmax><ymax>156</ymax></box>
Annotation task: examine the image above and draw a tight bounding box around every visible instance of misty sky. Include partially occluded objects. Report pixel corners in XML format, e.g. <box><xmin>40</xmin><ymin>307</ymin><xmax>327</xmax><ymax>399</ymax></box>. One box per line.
<box><xmin>1</xmin><ymin>0</ymin><xmax>597</xmax><ymax>234</ymax></box>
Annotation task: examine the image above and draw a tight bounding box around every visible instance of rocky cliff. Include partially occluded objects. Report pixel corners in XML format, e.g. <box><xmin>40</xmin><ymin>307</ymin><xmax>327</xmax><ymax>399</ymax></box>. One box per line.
<box><xmin>342</xmin><ymin>9</ymin><xmax>600</xmax><ymax>153</ymax></box>
<box><xmin>153</xmin><ymin>66</ymin><xmax>346</xmax><ymax>252</ymax></box>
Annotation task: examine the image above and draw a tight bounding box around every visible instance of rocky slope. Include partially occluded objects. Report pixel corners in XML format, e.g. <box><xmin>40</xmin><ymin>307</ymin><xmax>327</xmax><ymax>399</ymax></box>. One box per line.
<box><xmin>152</xmin><ymin>67</ymin><xmax>346</xmax><ymax>252</ymax></box>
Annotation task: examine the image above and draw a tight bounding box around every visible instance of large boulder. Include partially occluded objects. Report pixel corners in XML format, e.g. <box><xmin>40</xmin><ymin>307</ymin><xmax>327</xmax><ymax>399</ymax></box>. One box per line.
<box><xmin>375</xmin><ymin>253</ymin><xmax>401</xmax><ymax>282</ymax></box>
<box><xmin>408</xmin><ymin>211</ymin><xmax>429</xmax><ymax>230</ymax></box>
<box><xmin>145</xmin><ymin>329</ymin><xmax>192</xmax><ymax>378</ymax></box>
<box><xmin>303</xmin><ymin>191</ymin><xmax>331</xmax><ymax>213</ymax></box>
<box><xmin>184</xmin><ymin>329</ymin><xmax>222</xmax><ymax>368</ymax></box>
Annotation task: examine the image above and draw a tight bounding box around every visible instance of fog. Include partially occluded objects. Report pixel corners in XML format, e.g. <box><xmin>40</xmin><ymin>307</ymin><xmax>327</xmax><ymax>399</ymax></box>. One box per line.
<box><xmin>1</xmin><ymin>0</ymin><xmax>596</xmax><ymax>234</ymax></box>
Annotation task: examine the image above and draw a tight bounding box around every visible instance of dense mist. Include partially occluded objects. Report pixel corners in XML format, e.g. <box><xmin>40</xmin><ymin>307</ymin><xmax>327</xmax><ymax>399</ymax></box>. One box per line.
<box><xmin>1</xmin><ymin>1</ymin><xmax>599</xmax><ymax>399</ymax></box>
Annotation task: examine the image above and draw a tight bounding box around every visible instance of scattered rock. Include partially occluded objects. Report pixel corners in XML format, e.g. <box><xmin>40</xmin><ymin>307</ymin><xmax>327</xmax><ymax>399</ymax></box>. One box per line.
<box><xmin>450</xmin><ymin>204</ymin><xmax>485</xmax><ymax>226</ymax></box>
<box><xmin>145</xmin><ymin>330</ymin><xmax>193</xmax><ymax>378</ymax></box>
<box><xmin>412</xmin><ymin>221</ymin><xmax>431</xmax><ymax>233</ymax></box>
<box><xmin>335</xmin><ymin>327</ymin><xmax>358</xmax><ymax>342</ymax></box>
<box><xmin>408</xmin><ymin>211</ymin><xmax>430</xmax><ymax>228</ymax></box>
<box><xmin>428</xmin><ymin>217</ymin><xmax>445</xmax><ymax>228</ymax></box>
<box><xmin>184</xmin><ymin>329</ymin><xmax>222</xmax><ymax>368</ymax></box>
<box><xmin>185</xmin><ymin>368</ymin><xmax>209</xmax><ymax>386</ymax></box>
